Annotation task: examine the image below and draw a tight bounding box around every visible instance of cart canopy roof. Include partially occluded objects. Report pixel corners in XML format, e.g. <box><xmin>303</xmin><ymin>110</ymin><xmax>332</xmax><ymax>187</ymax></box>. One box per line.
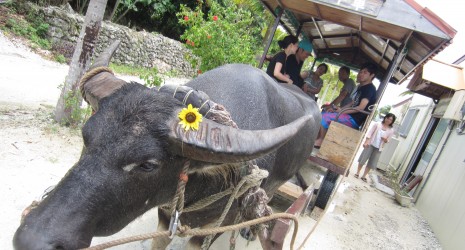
<box><xmin>260</xmin><ymin>0</ymin><xmax>456</xmax><ymax>84</ymax></box>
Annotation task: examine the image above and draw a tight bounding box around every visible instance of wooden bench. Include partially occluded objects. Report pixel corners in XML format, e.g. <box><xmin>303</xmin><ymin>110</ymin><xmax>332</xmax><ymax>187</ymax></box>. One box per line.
<box><xmin>308</xmin><ymin>107</ymin><xmax>372</xmax><ymax>209</ymax></box>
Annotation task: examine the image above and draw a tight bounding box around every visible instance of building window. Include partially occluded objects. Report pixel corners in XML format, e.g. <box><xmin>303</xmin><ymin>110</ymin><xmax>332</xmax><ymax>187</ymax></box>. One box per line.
<box><xmin>399</xmin><ymin>108</ymin><xmax>419</xmax><ymax>137</ymax></box>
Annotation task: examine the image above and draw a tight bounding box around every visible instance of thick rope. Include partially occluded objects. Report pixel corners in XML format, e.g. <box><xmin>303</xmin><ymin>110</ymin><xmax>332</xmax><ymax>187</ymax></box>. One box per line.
<box><xmin>183</xmin><ymin>187</ymin><xmax>234</xmax><ymax>213</ymax></box>
<box><xmin>81</xmin><ymin>213</ymin><xmax>299</xmax><ymax>250</ymax></box>
<box><xmin>201</xmin><ymin>165</ymin><xmax>269</xmax><ymax>249</ymax></box>
<box><xmin>79</xmin><ymin>66</ymin><xmax>114</xmax><ymax>89</ymax></box>
<box><xmin>169</xmin><ymin>161</ymin><xmax>190</xmax><ymax>216</ymax></box>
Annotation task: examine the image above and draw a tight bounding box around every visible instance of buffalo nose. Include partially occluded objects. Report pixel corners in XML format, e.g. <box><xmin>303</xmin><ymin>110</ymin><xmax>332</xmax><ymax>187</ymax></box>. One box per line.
<box><xmin>14</xmin><ymin>225</ymin><xmax>68</xmax><ymax>250</ymax></box>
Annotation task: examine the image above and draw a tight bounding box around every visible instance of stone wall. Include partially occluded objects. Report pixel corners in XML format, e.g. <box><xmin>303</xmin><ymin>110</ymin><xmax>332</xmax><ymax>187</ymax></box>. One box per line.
<box><xmin>34</xmin><ymin>4</ymin><xmax>196</xmax><ymax>77</ymax></box>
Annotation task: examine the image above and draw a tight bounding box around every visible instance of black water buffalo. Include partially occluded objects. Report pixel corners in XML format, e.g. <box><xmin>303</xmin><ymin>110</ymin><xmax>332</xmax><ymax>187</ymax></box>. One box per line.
<box><xmin>14</xmin><ymin>41</ymin><xmax>321</xmax><ymax>249</ymax></box>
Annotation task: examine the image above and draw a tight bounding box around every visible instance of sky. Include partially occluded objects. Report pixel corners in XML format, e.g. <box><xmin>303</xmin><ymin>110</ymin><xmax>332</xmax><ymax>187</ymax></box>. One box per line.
<box><xmin>416</xmin><ymin>0</ymin><xmax>464</xmax><ymax>64</ymax></box>
<box><xmin>378</xmin><ymin>0</ymin><xmax>464</xmax><ymax>108</ymax></box>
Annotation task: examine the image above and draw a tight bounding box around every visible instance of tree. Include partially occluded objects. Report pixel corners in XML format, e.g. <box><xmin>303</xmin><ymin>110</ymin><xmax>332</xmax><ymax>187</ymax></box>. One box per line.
<box><xmin>379</xmin><ymin>105</ymin><xmax>392</xmax><ymax>116</ymax></box>
<box><xmin>319</xmin><ymin>64</ymin><xmax>341</xmax><ymax>105</ymax></box>
<box><xmin>55</xmin><ymin>0</ymin><xmax>108</xmax><ymax>124</ymax></box>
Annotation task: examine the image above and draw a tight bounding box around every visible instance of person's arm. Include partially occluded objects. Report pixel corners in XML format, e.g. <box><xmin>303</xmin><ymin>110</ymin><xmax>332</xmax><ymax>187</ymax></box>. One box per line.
<box><xmin>333</xmin><ymin>98</ymin><xmax>369</xmax><ymax>114</ymax></box>
<box><xmin>363</xmin><ymin>123</ymin><xmax>377</xmax><ymax>147</ymax></box>
<box><xmin>383</xmin><ymin>128</ymin><xmax>395</xmax><ymax>143</ymax></box>
<box><xmin>300</xmin><ymin>71</ymin><xmax>309</xmax><ymax>79</ymax></box>
<box><xmin>274</xmin><ymin>62</ymin><xmax>292</xmax><ymax>84</ymax></box>
<box><xmin>307</xmin><ymin>86</ymin><xmax>321</xmax><ymax>94</ymax></box>
<box><xmin>331</xmin><ymin>89</ymin><xmax>349</xmax><ymax>106</ymax></box>
<box><xmin>304</xmin><ymin>78</ymin><xmax>323</xmax><ymax>94</ymax></box>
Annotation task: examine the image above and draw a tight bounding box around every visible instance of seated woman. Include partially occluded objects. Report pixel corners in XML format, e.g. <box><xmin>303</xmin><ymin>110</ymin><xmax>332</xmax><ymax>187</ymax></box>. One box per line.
<box><xmin>266</xmin><ymin>35</ymin><xmax>298</xmax><ymax>84</ymax></box>
<box><xmin>302</xmin><ymin>63</ymin><xmax>328</xmax><ymax>100</ymax></box>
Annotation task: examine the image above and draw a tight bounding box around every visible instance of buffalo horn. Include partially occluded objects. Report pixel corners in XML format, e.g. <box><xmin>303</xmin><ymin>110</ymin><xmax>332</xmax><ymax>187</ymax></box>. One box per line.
<box><xmin>80</xmin><ymin>40</ymin><xmax>127</xmax><ymax>110</ymax></box>
<box><xmin>168</xmin><ymin>114</ymin><xmax>311</xmax><ymax>163</ymax></box>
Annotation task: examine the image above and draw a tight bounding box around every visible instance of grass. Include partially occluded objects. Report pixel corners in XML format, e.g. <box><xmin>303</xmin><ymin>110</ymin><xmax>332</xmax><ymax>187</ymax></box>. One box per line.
<box><xmin>110</xmin><ymin>63</ymin><xmax>182</xmax><ymax>87</ymax></box>
<box><xmin>110</xmin><ymin>63</ymin><xmax>180</xmax><ymax>77</ymax></box>
<box><xmin>110</xmin><ymin>63</ymin><xmax>155</xmax><ymax>76</ymax></box>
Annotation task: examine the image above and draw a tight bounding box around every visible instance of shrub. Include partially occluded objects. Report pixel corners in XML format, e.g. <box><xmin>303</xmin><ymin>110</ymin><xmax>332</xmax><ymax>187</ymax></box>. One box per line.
<box><xmin>177</xmin><ymin>0</ymin><xmax>261</xmax><ymax>73</ymax></box>
<box><xmin>54</xmin><ymin>54</ymin><xmax>66</xmax><ymax>64</ymax></box>
<box><xmin>140</xmin><ymin>67</ymin><xmax>164</xmax><ymax>87</ymax></box>
<box><xmin>2</xmin><ymin>4</ymin><xmax>51</xmax><ymax>50</ymax></box>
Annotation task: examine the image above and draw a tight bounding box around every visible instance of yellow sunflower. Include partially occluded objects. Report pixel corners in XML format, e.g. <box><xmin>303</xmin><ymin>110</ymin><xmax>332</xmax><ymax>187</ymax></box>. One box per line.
<box><xmin>178</xmin><ymin>104</ymin><xmax>203</xmax><ymax>131</ymax></box>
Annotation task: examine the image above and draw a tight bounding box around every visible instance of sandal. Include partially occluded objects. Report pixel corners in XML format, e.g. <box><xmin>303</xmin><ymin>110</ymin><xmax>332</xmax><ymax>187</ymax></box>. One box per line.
<box><xmin>354</xmin><ymin>174</ymin><xmax>359</xmax><ymax>178</ymax></box>
<box><xmin>361</xmin><ymin>177</ymin><xmax>367</xmax><ymax>182</ymax></box>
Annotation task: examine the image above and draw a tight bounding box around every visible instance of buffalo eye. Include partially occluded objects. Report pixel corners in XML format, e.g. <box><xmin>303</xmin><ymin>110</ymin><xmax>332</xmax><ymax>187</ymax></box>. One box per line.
<box><xmin>138</xmin><ymin>160</ymin><xmax>159</xmax><ymax>172</ymax></box>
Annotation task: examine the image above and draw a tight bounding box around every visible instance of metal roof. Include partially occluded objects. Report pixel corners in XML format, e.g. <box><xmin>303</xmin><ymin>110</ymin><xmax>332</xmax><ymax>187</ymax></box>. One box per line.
<box><xmin>259</xmin><ymin>0</ymin><xmax>456</xmax><ymax>84</ymax></box>
<box><xmin>407</xmin><ymin>59</ymin><xmax>465</xmax><ymax>100</ymax></box>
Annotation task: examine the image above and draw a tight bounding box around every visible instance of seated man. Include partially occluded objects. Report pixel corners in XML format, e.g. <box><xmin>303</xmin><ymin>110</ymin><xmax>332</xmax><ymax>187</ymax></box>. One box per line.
<box><xmin>314</xmin><ymin>62</ymin><xmax>378</xmax><ymax>148</ymax></box>
<box><xmin>322</xmin><ymin>66</ymin><xmax>356</xmax><ymax>109</ymax></box>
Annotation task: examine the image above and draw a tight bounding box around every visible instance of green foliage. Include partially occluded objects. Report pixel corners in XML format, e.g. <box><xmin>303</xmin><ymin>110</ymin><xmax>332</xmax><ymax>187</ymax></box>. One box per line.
<box><xmin>379</xmin><ymin>105</ymin><xmax>392</xmax><ymax>116</ymax></box>
<box><xmin>110</xmin><ymin>62</ymin><xmax>150</xmax><ymax>75</ymax></box>
<box><xmin>317</xmin><ymin>64</ymin><xmax>346</xmax><ymax>105</ymax></box>
<box><xmin>140</xmin><ymin>67</ymin><xmax>164</xmax><ymax>87</ymax></box>
<box><xmin>399</xmin><ymin>90</ymin><xmax>413</xmax><ymax>97</ymax></box>
<box><xmin>110</xmin><ymin>62</ymin><xmax>172</xmax><ymax>76</ymax></box>
<box><xmin>109</xmin><ymin>63</ymin><xmax>166</xmax><ymax>87</ymax></box>
<box><xmin>54</xmin><ymin>54</ymin><xmax>67</xmax><ymax>64</ymax></box>
<box><xmin>1</xmin><ymin>5</ymin><xmax>51</xmax><ymax>50</ymax></box>
<box><xmin>387</xmin><ymin>167</ymin><xmax>409</xmax><ymax>195</ymax></box>
<box><xmin>63</xmin><ymin>90</ymin><xmax>92</xmax><ymax>127</ymax></box>
<box><xmin>112</xmin><ymin>0</ymin><xmax>176</xmax><ymax>24</ymax></box>
<box><xmin>177</xmin><ymin>0</ymin><xmax>261</xmax><ymax>72</ymax></box>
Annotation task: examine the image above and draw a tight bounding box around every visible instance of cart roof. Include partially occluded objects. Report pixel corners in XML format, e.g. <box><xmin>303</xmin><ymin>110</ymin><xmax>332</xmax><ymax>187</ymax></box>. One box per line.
<box><xmin>260</xmin><ymin>0</ymin><xmax>456</xmax><ymax>84</ymax></box>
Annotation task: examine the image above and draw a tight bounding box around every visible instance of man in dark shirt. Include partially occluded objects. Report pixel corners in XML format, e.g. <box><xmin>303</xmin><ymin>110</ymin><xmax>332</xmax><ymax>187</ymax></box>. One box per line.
<box><xmin>314</xmin><ymin>62</ymin><xmax>378</xmax><ymax>147</ymax></box>
<box><xmin>285</xmin><ymin>39</ymin><xmax>312</xmax><ymax>89</ymax></box>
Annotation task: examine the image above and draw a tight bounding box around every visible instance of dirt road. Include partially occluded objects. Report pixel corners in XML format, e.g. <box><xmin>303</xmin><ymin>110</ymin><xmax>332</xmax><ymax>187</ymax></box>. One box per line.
<box><xmin>0</xmin><ymin>31</ymin><xmax>441</xmax><ymax>249</ymax></box>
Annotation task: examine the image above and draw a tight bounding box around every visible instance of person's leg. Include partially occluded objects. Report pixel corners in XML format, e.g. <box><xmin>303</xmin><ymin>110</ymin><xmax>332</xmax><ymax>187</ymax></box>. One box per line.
<box><xmin>314</xmin><ymin>112</ymin><xmax>335</xmax><ymax>147</ymax></box>
<box><xmin>314</xmin><ymin>126</ymin><xmax>327</xmax><ymax>147</ymax></box>
<box><xmin>361</xmin><ymin>166</ymin><xmax>371</xmax><ymax>179</ymax></box>
<box><xmin>355</xmin><ymin>163</ymin><xmax>364</xmax><ymax>178</ymax></box>
<box><xmin>356</xmin><ymin>146</ymin><xmax>371</xmax><ymax>178</ymax></box>
<box><xmin>361</xmin><ymin>146</ymin><xmax>380</xmax><ymax>181</ymax></box>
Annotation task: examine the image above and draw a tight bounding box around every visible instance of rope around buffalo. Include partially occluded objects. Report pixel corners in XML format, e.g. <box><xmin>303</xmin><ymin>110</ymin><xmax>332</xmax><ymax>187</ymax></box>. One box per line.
<box><xmin>200</xmin><ymin>164</ymin><xmax>269</xmax><ymax>249</ymax></box>
<box><xmin>81</xmin><ymin>212</ymin><xmax>299</xmax><ymax>250</ymax></box>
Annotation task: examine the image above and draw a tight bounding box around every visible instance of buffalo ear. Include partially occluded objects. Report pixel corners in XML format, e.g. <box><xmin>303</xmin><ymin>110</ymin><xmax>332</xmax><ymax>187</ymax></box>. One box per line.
<box><xmin>80</xmin><ymin>40</ymin><xmax>127</xmax><ymax>111</ymax></box>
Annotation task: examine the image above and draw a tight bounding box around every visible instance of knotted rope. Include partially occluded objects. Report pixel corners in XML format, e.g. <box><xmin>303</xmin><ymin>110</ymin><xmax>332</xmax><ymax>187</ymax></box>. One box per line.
<box><xmin>82</xmin><ymin>212</ymin><xmax>299</xmax><ymax>250</ymax></box>
<box><xmin>169</xmin><ymin>161</ymin><xmax>190</xmax><ymax>217</ymax></box>
<box><xmin>200</xmin><ymin>164</ymin><xmax>269</xmax><ymax>249</ymax></box>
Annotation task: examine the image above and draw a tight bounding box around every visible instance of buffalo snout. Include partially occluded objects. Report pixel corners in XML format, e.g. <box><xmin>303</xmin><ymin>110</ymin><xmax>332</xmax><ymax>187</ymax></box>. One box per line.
<box><xmin>14</xmin><ymin>223</ymin><xmax>90</xmax><ymax>250</ymax></box>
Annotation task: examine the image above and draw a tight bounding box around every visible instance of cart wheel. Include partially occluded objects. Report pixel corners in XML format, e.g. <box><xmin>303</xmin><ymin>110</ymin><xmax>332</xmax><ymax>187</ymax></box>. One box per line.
<box><xmin>314</xmin><ymin>170</ymin><xmax>339</xmax><ymax>209</ymax></box>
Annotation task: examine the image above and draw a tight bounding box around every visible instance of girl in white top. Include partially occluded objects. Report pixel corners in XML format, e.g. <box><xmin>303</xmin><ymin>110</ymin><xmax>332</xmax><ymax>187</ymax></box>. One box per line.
<box><xmin>355</xmin><ymin>113</ymin><xmax>396</xmax><ymax>182</ymax></box>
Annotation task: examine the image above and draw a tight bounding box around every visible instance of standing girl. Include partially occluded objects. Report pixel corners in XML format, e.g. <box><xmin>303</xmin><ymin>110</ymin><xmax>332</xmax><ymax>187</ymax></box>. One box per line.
<box><xmin>266</xmin><ymin>35</ymin><xmax>299</xmax><ymax>84</ymax></box>
<box><xmin>355</xmin><ymin>113</ymin><xmax>397</xmax><ymax>182</ymax></box>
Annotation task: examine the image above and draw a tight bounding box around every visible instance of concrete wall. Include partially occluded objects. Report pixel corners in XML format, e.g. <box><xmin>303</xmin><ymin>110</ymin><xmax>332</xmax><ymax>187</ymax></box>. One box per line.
<box><xmin>30</xmin><ymin>3</ymin><xmax>197</xmax><ymax>77</ymax></box>
<box><xmin>390</xmin><ymin>93</ymin><xmax>465</xmax><ymax>249</ymax></box>
<box><xmin>415</xmin><ymin>124</ymin><xmax>465</xmax><ymax>249</ymax></box>
<box><xmin>389</xmin><ymin>95</ymin><xmax>434</xmax><ymax>172</ymax></box>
